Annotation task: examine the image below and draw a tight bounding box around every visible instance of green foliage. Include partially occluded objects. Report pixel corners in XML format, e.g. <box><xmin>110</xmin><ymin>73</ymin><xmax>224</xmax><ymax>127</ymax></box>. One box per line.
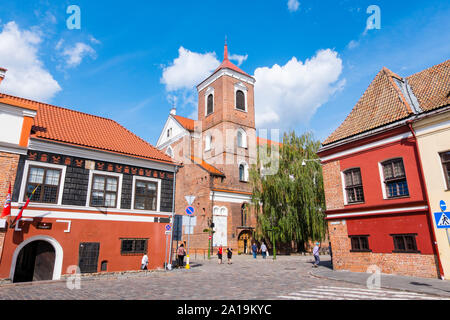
<box><xmin>249</xmin><ymin>131</ymin><xmax>326</xmax><ymax>249</ymax></box>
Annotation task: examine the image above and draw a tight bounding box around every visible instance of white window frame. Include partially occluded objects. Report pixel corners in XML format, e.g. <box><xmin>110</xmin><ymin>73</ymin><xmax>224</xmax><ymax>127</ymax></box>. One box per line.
<box><xmin>234</xmin><ymin>82</ymin><xmax>248</xmax><ymax>112</ymax></box>
<box><xmin>166</xmin><ymin>146</ymin><xmax>174</xmax><ymax>158</ymax></box>
<box><xmin>205</xmin><ymin>134</ymin><xmax>212</xmax><ymax>151</ymax></box>
<box><xmin>238</xmin><ymin>161</ymin><xmax>249</xmax><ymax>182</ymax></box>
<box><xmin>237</xmin><ymin>128</ymin><xmax>247</xmax><ymax>148</ymax></box>
<box><xmin>86</xmin><ymin>169</ymin><xmax>123</xmax><ymax>209</ymax></box>
<box><xmin>131</xmin><ymin>175</ymin><xmax>162</xmax><ymax>212</ymax></box>
<box><xmin>19</xmin><ymin>160</ymin><xmax>67</xmax><ymax>205</ymax></box>
<box><xmin>205</xmin><ymin>87</ymin><xmax>214</xmax><ymax>116</ymax></box>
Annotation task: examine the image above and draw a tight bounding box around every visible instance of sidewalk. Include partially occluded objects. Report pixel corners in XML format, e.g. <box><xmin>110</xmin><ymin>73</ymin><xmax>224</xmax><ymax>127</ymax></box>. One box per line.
<box><xmin>311</xmin><ymin>258</ymin><xmax>450</xmax><ymax>298</ymax></box>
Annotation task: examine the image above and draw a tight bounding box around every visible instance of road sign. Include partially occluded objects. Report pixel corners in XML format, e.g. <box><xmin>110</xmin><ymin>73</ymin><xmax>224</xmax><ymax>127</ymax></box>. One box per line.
<box><xmin>185</xmin><ymin>206</ymin><xmax>194</xmax><ymax>215</ymax></box>
<box><xmin>434</xmin><ymin>212</ymin><xmax>450</xmax><ymax>229</ymax></box>
<box><xmin>209</xmin><ymin>235</ymin><xmax>212</xmax><ymax>240</ymax></box>
<box><xmin>440</xmin><ymin>200</ymin><xmax>447</xmax><ymax>212</ymax></box>
<box><xmin>165</xmin><ymin>230</ymin><xmax>171</xmax><ymax>235</ymax></box>
<box><xmin>185</xmin><ymin>195</ymin><xmax>195</xmax><ymax>206</ymax></box>
<box><xmin>165</xmin><ymin>224</ymin><xmax>171</xmax><ymax>231</ymax></box>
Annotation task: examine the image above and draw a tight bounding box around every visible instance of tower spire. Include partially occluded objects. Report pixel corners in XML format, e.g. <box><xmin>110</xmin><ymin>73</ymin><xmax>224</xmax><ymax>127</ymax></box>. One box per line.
<box><xmin>224</xmin><ymin>36</ymin><xmax>228</xmax><ymax>61</ymax></box>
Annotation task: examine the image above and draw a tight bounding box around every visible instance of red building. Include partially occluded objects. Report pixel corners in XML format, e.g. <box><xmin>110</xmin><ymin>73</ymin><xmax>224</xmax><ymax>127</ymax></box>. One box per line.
<box><xmin>0</xmin><ymin>81</ymin><xmax>177</xmax><ymax>282</ymax></box>
<box><xmin>318</xmin><ymin>62</ymin><xmax>449</xmax><ymax>278</ymax></box>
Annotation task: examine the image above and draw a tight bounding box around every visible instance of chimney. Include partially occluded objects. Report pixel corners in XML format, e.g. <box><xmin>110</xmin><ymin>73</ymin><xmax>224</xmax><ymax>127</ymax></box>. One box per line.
<box><xmin>0</xmin><ymin>68</ymin><xmax>6</xmax><ymax>85</ymax></box>
<box><xmin>170</xmin><ymin>107</ymin><xmax>176</xmax><ymax>115</ymax></box>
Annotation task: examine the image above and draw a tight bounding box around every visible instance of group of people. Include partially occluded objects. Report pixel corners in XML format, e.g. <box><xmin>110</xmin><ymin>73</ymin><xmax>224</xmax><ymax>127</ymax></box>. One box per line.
<box><xmin>216</xmin><ymin>246</ymin><xmax>233</xmax><ymax>264</ymax></box>
<box><xmin>251</xmin><ymin>242</ymin><xmax>269</xmax><ymax>259</ymax></box>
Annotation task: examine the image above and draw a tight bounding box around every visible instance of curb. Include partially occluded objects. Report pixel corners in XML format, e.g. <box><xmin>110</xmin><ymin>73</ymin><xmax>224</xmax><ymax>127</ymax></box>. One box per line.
<box><xmin>309</xmin><ymin>269</ymin><xmax>449</xmax><ymax>298</ymax></box>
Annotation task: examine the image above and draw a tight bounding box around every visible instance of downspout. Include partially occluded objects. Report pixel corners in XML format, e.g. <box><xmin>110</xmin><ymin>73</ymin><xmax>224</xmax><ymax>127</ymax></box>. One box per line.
<box><xmin>168</xmin><ymin>165</ymin><xmax>178</xmax><ymax>269</ymax></box>
<box><xmin>407</xmin><ymin>121</ymin><xmax>445</xmax><ymax>279</ymax></box>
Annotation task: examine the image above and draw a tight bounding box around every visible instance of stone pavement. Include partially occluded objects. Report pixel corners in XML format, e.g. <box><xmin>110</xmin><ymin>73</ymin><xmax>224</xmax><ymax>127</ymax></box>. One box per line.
<box><xmin>311</xmin><ymin>259</ymin><xmax>450</xmax><ymax>298</ymax></box>
<box><xmin>0</xmin><ymin>254</ymin><xmax>448</xmax><ymax>300</ymax></box>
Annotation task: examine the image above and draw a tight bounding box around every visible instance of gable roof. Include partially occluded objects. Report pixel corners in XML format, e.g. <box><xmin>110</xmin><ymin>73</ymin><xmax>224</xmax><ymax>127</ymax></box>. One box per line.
<box><xmin>173</xmin><ymin>115</ymin><xmax>195</xmax><ymax>132</ymax></box>
<box><xmin>323</xmin><ymin>60</ymin><xmax>450</xmax><ymax>146</ymax></box>
<box><xmin>1</xmin><ymin>93</ymin><xmax>174</xmax><ymax>164</ymax></box>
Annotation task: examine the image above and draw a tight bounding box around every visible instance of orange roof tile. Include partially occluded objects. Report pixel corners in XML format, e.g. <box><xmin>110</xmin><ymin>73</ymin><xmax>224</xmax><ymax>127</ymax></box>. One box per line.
<box><xmin>0</xmin><ymin>93</ymin><xmax>38</xmax><ymax>111</ymax></box>
<box><xmin>323</xmin><ymin>67</ymin><xmax>414</xmax><ymax>145</ymax></box>
<box><xmin>1</xmin><ymin>93</ymin><xmax>174</xmax><ymax>164</ymax></box>
<box><xmin>407</xmin><ymin>59</ymin><xmax>450</xmax><ymax>112</ymax></box>
<box><xmin>173</xmin><ymin>115</ymin><xmax>195</xmax><ymax>132</ymax></box>
<box><xmin>257</xmin><ymin>137</ymin><xmax>282</xmax><ymax>147</ymax></box>
<box><xmin>191</xmin><ymin>156</ymin><xmax>225</xmax><ymax>176</ymax></box>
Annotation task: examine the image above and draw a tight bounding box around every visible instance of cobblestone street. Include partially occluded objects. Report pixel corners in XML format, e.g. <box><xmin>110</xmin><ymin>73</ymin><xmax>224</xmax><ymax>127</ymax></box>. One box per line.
<box><xmin>0</xmin><ymin>255</ymin><xmax>448</xmax><ymax>300</ymax></box>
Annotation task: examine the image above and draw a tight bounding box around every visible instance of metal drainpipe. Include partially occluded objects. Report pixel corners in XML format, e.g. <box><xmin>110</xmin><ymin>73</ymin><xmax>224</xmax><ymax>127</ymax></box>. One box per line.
<box><xmin>407</xmin><ymin>121</ymin><xmax>445</xmax><ymax>279</ymax></box>
<box><xmin>168</xmin><ymin>165</ymin><xmax>178</xmax><ymax>269</ymax></box>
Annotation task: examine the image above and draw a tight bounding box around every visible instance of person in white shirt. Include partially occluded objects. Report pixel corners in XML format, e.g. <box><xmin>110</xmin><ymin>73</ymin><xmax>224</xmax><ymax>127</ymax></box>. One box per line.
<box><xmin>312</xmin><ymin>242</ymin><xmax>320</xmax><ymax>268</ymax></box>
<box><xmin>141</xmin><ymin>254</ymin><xmax>149</xmax><ymax>270</ymax></box>
<box><xmin>260</xmin><ymin>242</ymin><xmax>268</xmax><ymax>259</ymax></box>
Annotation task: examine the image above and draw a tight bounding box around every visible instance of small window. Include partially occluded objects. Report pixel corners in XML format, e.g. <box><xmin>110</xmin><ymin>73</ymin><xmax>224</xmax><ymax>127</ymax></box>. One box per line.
<box><xmin>349</xmin><ymin>235</ymin><xmax>370</xmax><ymax>252</ymax></box>
<box><xmin>382</xmin><ymin>158</ymin><xmax>409</xmax><ymax>198</ymax></box>
<box><xmin>101</xmin><ymin>260</ymin><xmax>108</xmax><ymax>272</ymax></box>
<box><xmin>236</xmin><ymin>90</ymin><xmax>245</xmax><ymax>111</ymax></box>
<box><xmin>205</xmin><ymin>135</ymin><xmax>212</xmax><ymax>151</ymax></box>
<box><xmin>166</xmin><ymin>147</ymin><xmax>173</xmax><ymax>158</ymax></box>
<box><xmin>391</xmin><ymin>234</ymin><xmax>419</xmax><ymax>253</ymax></box>
<box><xmin>344</xmin><ymin>168</ymin><xmax>364</xmax><ymax>203</ymax></box>
<box><xmin>241</xmin><ymin>203</ymin><xmax>249</xmax><ymax>226</ymax></box>
<box><xmin>207</xmin><ymin>94</ymin><xmax>214</xmax><ymax>115</ymax></box>
<box><xmin>25</xmin><ymin>166</ymin><xmax>62</xmax><ymax>204</ymax></box>
<box><xmin>121</xmin><ymin>238</ymin><xmax>148</xmax><ymax>255</ymax></box>
<box><xmin>167</xmin><ymin>128</ymin><xmax>172</xmax><ymax>138</ymax></box>
<box><xmin>239</xmin><ymin>163</ymin><xmax>248</xmax><ymax>182</ymax></box>
<box><xmin>90</xmin><ymin>174</ymin><xmax>118</xmax><ymax>208</ymax></box>
<box><xmin>440</xmin><ymin>151</ymin><xmax>450</xmax><ymax>189</ymax></box>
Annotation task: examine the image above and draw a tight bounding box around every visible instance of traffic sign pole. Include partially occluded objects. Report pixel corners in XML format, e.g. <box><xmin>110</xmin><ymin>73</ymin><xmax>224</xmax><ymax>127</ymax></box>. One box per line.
<box><xmin>185</xmin><ymin>204</ymin><xmax>195</xmax><ymax>270</ymax></box>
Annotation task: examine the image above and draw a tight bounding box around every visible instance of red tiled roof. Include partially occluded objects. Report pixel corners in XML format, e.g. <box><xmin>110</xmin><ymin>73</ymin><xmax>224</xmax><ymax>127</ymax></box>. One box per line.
<box><xmin>323</xmin><ymin>60</ymin><xmax>450</xmax><ymax>146</ymax></box>
<box><xmin>191</xmin><ymin>156</ymin><xmax>225</xmax><ymax>176</ymax></box>
<box><xmin>212</xmin><ymin>43</ymin><xmax>253</xmax><ymax>79</ymax></box>
<box><xmin>0</xmin><ymin>93</ymin><xmax>38</xmax><ymax>111</ymax></box>
<box><xmin>407</xmin><ymin>60</ymin><xmax>450</xmax><ymax>112</ymax></box>
<box><xmin>1</xmin><ymin>93</ymin><xmax>174</xmax><ymax>164</ymax></box>
<box><xmin>173</xmin><ymin>115</ymin><xmax>195</xmax><ymax>132</ymax></box>
<box><xmin>257</xmin><ymin>137</ymin><xmax>282</xmax><ymax>147</ymax></box>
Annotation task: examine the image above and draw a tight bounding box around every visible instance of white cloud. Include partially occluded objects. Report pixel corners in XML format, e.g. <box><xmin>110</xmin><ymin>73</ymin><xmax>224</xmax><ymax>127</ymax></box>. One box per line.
<box><xmin>61</xmin><ymin>42</ymin><xmax>97</xmax><ymax>68</ymax></box>
<box><xmin>254</xmin><ymin>49</ymin><xmax>345</xmax><ymax>129</ymax></box>
<box><xmin>0</xmin><ymin>21</ymin><xmax>61</xmax><ymax>101</ymax></box>
<box><xmin>287</xmin><ymin>0</ymin><xmax>300</xmax><ymax>12</ymax></box>
<box><xmin>161</xmin><ymin>47</ymin><xmax>219</xmax><ymax>91</ymax></box>
<box><xmin>229</xmin><ymin>53</ymin><xmax>248</xmax><ymax>67</ymax></box>
<box><xmin>347</xmin><ymin>40</ymin><xmax>359</xmax><ymax>50</ymax></box>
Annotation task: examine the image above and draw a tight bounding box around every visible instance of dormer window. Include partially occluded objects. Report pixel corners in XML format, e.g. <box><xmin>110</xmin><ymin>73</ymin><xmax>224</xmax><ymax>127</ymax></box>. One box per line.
<box><xmin>236</xmin><ymin>90</ymin><xmax>245</xmax><ymax>111</ymax></box>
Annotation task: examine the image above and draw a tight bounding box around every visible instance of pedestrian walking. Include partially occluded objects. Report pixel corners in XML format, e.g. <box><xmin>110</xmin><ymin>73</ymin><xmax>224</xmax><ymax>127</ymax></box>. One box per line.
<box><xmin>312</xmin><ymin>242</ymin><xmax>320</xmax><ymax>267</ymax></box>
<box><xmin>141</xmin><ymin>254</ymin><xmax>148</xmax><ymax>270</ymax></box>
<box><xmin>251</xmin><ymin>242</ymin><xmax>258</xmax><ymax>259</ymax></box>
<box><xmin>328</xmin><ymin>241</ymin><xmax>333</xmax><ymax>266</ymax></box>
<box><xmin>260</xmin><ymin>242</ymin><xmax>268</xmax><ymax>259</ymax></box>
<box><xmin>217</xmin><ymin>246</ymin><xmax>223</xmax><ymax>264</ymax></box>
<box><xmin>177</xmin><ymin>244</ymin><xmax>186</xmax><ymax>268</ymax></box>
<box><xmin>227</xmin><ymin>248</ymin><xmax>233</xmax><ymax>264</ymax></box>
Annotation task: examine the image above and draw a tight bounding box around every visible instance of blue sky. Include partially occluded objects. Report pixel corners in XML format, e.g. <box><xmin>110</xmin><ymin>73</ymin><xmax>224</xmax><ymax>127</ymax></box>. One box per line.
<box><xmin>0</xmin><ymin>0</ymin><xmax>449</xmax><ymax>145</ymax></box>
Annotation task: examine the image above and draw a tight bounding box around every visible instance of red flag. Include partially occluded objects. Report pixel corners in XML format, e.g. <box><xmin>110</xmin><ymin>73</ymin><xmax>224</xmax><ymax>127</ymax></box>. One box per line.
<box><xmin>10</xmin><ymin>185</ymin><xmax>39</xmax><ymax>228</ymax></box>
<box><xmin>1</xmin><ymin>183</ymin><xmax>11</xmax><ymax>218</ymax></box>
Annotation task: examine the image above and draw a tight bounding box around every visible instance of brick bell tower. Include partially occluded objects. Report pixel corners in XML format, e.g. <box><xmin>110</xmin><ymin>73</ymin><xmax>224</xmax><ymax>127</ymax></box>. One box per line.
<box><xmin>195</xmin><ymin>41</ymin><xmax>257</xmax><ymax>191</ymax></box>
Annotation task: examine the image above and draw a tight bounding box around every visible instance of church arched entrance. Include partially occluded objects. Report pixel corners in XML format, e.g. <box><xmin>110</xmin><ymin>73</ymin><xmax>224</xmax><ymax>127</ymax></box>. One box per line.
<box><xmin>237</xmin><ymin>230</ymin><xmax>253</xmax><ymax>254</ymax></box>
<box><xmin>13</xmin><ymin>240</ymin><xmax>56</xmax><ymax>283</ymax></box>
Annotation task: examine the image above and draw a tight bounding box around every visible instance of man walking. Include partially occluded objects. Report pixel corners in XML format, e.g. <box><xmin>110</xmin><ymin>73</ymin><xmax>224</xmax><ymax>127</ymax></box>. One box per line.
<box><xmin>251</xmin><ymin>242</ymin><xmax>258</xmax><ymax>259</ymax></box>
<box><xmin>312</xmin><ymin>242</ymin><xmax>320</xmax><ymax>268</ymax></box>
<box><xmin>141</xmin><ymin>254</ymin><xmax>149</xmax><ymax>270</ymax></box>
<box><xmin>260</xmin><ymin>242</ymin><xmax>268</xmax><ymax>259</ymax></box>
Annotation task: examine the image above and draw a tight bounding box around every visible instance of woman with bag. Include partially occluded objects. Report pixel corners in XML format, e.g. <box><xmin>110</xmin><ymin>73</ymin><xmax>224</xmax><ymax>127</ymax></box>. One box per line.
<box><xmin>177</xmin><ymin>244</ymin><xmax>186</xmax><ymax>268</ymax></box>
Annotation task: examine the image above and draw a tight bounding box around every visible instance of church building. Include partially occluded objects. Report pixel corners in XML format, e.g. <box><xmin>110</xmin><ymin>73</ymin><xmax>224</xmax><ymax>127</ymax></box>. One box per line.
<box><xmin>156</xmin><ymin>43</ymin><xmax>265</xmax><ymax>254</ymax></box>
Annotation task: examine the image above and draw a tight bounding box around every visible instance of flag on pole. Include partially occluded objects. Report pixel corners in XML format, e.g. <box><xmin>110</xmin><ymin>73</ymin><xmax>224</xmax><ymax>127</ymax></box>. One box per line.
<box><xmin>1</xmin><ymin>182</ymin><xmax>11</xmax><ymax>218</ymax></box>
<box><xmin>10</xmin><ymin>185</ymin><xmax>39</xmax><ymax>228</ymax></box>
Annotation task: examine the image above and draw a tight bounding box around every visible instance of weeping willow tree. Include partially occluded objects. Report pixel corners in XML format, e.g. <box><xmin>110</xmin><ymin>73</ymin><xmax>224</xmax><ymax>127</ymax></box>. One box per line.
<box><xmin>249</xmin><ymin>131</ymin><xmax>326</xmax><ymax>256</ymax></box>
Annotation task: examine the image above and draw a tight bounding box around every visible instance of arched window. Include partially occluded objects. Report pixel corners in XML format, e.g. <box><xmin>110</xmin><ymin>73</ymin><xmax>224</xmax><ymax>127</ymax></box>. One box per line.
<box><xmin>166</xmin><ymin>146</ymin><xmax>173</xmax><ymax>158</ymax></box>
<box><xmin>241</xmin><ymin>203</ymin><xmax>249</xmax><ymax>226</ymax></box>
<box><xmin>237</xmin><ymin>129</ymin><xmax>247</xmax><ymax>148</ymax></box>
<box><xmin>207</xmin><ymin>94</ymin><xmax>214</xmax><ymax>115</ymax></box>
<box><xmin>239</xmin><ymin>162</ymin><xmax>248</xmax><ymax>182</ymax></box>
<box><xmin>236</xmin><ymin>90</ymin><xmax>245</xmax><ymax>111</ymax></box>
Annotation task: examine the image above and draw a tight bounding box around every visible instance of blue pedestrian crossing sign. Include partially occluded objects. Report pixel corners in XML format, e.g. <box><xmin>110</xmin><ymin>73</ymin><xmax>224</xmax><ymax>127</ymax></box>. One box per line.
<box><xmin>434</xmin><ymin>211</ymin><xmax>450</xmax><ymax>229</ymax></box>
<box><xmin>185</xmin><ymin>206</ymin><xmax>194</xmax><ymax>215</ymax></box>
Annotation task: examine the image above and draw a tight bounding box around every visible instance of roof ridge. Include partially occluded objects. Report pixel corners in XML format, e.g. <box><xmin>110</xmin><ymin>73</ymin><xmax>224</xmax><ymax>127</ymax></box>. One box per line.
<box><xmin>406</xmin><ymin>59</ymin><xmax>450</xmax><ymax>80</ymax></box>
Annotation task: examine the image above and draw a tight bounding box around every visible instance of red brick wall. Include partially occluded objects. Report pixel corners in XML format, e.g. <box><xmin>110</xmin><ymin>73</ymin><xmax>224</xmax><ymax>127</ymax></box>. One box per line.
<box><xmin>322</xmin><ymin>160</ymin><xmax>344</xmax><ymax>211</ymax></box>
<box><xmin>328</xmin><ymin>220</ymin><xmax>439</xmax><ymax>278</ymax></box>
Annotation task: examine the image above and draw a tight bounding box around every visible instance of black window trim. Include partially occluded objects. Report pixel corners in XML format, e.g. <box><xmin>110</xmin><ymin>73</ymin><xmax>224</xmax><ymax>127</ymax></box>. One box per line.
<box><xmin>120</xmin><ymin>238</ymin><xmax>149</xmax><ymax>255</ymax></box>
<box><xmin>390</xmin><ymin>233</ymin><xmax>420</xmax><ymax>254</ymax></box>
<box><xmin>349</xmin><ymin>235</ymin><xmax>372</xmax><ymax>252</ymax></box>
<box><xmin>343</xmin><ymin>167</ymin><xmax>365</xmax><ymax>204</ymax></box>
<box><xmin>381</xmin><ymin>157</ymin><xmax>410</xmax><ymax>199</ymax></box>
<box><xmin>23</xmin><ymin>163</ymin><xmax>63</xmax><ymax>204</ymax></box>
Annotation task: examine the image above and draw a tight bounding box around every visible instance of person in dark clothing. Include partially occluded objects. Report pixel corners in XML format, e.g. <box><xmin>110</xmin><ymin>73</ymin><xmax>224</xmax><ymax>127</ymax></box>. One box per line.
<box><xmin>227</xmin><ymin>248</ymin><xmax>233</xmax><ymax>264</ymax></box>
<box><xmin>177</xmin><ymin>244</ymin><xmax>186</xmax><ymax>268</ymax></box>
<box><xmin>251</xmin><ymin>243</ymin><xmax>258</xmax><ymax>259</ymax></box>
